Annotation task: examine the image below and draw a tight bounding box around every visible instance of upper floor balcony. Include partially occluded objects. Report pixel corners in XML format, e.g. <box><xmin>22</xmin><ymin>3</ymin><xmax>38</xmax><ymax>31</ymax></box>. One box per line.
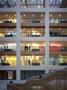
<box><xmin>21</xmin><ymin>0</ymin><xmax>45</xmax><ymax>8</ymax></box>
<box><xmin>0</xmin><ymin>0</ymin><xmax>16</xmax><ymax>8</ymax></box>
<box><xmin>49</xmin><ymin>0</ymin><xmax>67</xmax><ymax>8</ymax></box>
<box><xmin>0</xmin><ymin>0</ymin><xmax>67</xmax><ymax>9</ymax></box>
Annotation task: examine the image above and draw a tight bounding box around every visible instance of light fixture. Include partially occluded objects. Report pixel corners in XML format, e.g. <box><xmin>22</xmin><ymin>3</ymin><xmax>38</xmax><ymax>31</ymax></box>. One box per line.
<box><xmin>58</xmin><ymin>28</ymin><xmax>61</xmax><ymax>31</ymax></box>
<box><xmin>51</xmin><ymin>0</ymin><xmax>53</xmax><ymax>2</ymax></box>
<box><xmin>60</xmin><ymin>0</ymin><xmax>62</xmax><ymax>3</ymax></box>
<box><xmin>23</xmin><ymin>14</ymin><xmax>26</xmax><ymax>17</ymax></box>
<box><xmin>41</xmin><ymin>14</ymin><xmax>44</xmax><ymax>17</ymax></box>
<box><xmin>24</xmin><ymin>6</ymin><xmax>26</xmax><ymax>8</ymax></box>
<box><xmin>59</xmin><ymin>14</ymin><xmax>61</xmax><ymax>18</ymax></box>
<box><xmin>50</xmin><ymin>14</ymin><xmax>52</xmax><ymax>18</ymax></box>
<box><xmin>14</xmin><ymin>14</ymin><xmax>16</xmax><ymax>17</ymax></box>
<box><xmin>38</xmin><ymin>5</ymin><xmax>40</xmax><ymax>8</ymax></box>
<box><xmin>32</xmin><ymin>14</ymin><xmax>35</xmax><ymax>17</ymax></box>
<box><xmin>5</xmin><ymin>14</ymin><xmax>8</xmax><ymax>17</ymax></box>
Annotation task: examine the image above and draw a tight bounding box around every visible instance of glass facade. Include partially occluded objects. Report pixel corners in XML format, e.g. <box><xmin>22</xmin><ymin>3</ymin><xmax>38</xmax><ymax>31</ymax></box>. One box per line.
<box><xmin>0</xmin><ymin>0</ymin><xmax>67</xmax><ymax>81</ymax></box>
<box><xmin>0</xmin><ymin>70</ymin><xmax>16</xmax><ymax>80</ymax></box>
<box><xmin>49</xmin><ymin>0</ymin><xmax>67</xmax><ymax>8</ymax></box>
<box><xmin>21</xmin><ymin>70</ymin><xmax>45</xmax><ymax>80</ymax></box>
<box><xmin>49</xmin><ymin>41</ymin><xmax>67</xmax><ymax>65</ymax></box>
<box><xmin>21</xmin><ymin>42</ymin><xmax>45</xmax><ymax>66</ymax></box>
<box><xmin>21</xmin><ymin>0</ymin><xmax>45</xmax><ymax>8</ymax></box>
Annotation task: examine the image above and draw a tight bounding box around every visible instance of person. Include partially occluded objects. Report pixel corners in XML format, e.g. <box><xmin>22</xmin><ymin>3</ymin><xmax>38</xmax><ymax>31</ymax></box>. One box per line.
<box><xmin>28</xmin><ymin>59</ymin><xmax>30</xmax><ymax>65</ymax></box>
<box><xmin>39</xmin><ymin>73</ymin><xmax>42</xmax><ymax>79</ymax></box>
<box><xmin>0</xmin><ymin>57</ymin><xmax>2</xmax><ymax>64</ymax></box>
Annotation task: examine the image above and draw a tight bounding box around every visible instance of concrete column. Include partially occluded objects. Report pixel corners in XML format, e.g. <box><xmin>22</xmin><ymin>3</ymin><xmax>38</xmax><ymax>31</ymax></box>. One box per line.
<box><xmin>16</xmin><ymin>0</ymin><xmax>21</xmax><ymax>67</ymax></box>
<box><xmin>45</xmin><ymin>41</ymin><xmax>49</xmax><ymax>65</ymax></box>
<box><xmin>45</xmin><ymin>0</ymin><xmax>49</xmax><ymax>65</ymax></box>
<box><xmin>45</xmin><ymin>0</ymin><xmax>49</xmax><ymax>8</ymax></box>
<box><xmin>16</xmin><ymin>70</ymin><xmax>20</xmax><ymax>80</ymax></box>
<box><xmin>16</xmin><ymin>0</ymin><xmax>21</xmax><ymax>80</ymax></box>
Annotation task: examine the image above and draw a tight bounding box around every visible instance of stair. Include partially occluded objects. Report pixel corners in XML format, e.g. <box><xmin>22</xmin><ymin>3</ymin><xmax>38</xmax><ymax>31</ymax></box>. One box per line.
<box><xmin>7</xmin><ymin>67</ymin><xmax>67</xmax><ymax>90</ymax></box>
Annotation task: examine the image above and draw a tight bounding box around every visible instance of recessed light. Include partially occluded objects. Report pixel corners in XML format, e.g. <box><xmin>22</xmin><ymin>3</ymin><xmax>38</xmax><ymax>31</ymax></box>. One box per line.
<box><xmin>58</xmin><ymin>28</ymin><xmax>61</xmax><ymax>31</ymax></box>
<box><xmin>24</xmin><ymin>6</ymin><xmax>26</xmax><ymax>8</ymax></box>
<box><xmin>41</xmin><ymin>0</ymin><xmax>43</xmax><ymax>1</ymax></box>
<box><xmin>62</xmin><ymin>31</ymin><xmax>64</xmax><ymax>33</ymax></box>
<box><xmin>23</xmin><ymin>14</ymin><xmax>26</xmax><ymax>17</ymax></box>
<box><xmin>32</xmin><ymin>14</ymin><xmax>35</xmax><ymax>17</ymax></box>
<box><xmin>41</xmin><ymin>14</ymin><xmax>44</xmax><ymax>17</ymax></box>
<box><xmin>59</xmin><ymin>14</ymin><xmax>61</xmax><ymax>17</ymax></box>
<box><xmin>60</xmin><ymin>0</ymin><xmax>62</xmax><ymax>3</ymax></box>
<box><xmin>32</xmin><ymin>0</ymin><xmax>34</xmax><ymax>2</ymax></box>
<box><xmin>5</xmin><ymin>14</ymin><xmax>8</xmax><ymax>17</ymax></box>
<box><xmin>50</xmin><ymin>14</ymin><xmax>52</xmax><ymax>17</ymax></box>
<box><xmin>38</xmin><ymin>5</ymin><xmax>40</xmax><ymax>8</ymax></box>
<box><xmin>14</xmin><ymin>14</ymin><xmax>16</xmax><ymax>17</ymax></box>
<box><xmin>51</xmin><ymin>0</ymin><xmax>53</xmax><ymax>2</ymax></box>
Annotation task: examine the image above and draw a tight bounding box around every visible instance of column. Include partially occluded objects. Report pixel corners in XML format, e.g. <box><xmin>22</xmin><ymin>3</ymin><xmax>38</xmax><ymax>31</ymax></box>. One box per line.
<box><xmin>45</xmin><ymin>0</ymin><xmax>49</xmax><ymax>66</ymax></box>
<box><xmin>16</xmin><ymin>0</ymin><xmax>21</xmax><ymax>67</ymax></box>
<box><xmin>16</xmin><ymin>70</ymin><xmax>20</xmax><ymax>80</ymax></box>
<box><xmin>16</xmin><ymin>0</ymin><xmax>21</xmax><ymax>80</ymax></box>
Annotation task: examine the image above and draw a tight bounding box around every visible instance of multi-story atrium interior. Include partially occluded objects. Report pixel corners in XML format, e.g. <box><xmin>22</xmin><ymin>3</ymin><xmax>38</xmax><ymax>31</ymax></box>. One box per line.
<box><xmin>0</xmin><ymin>0</ymin><xmax>67</xmax><ymax>90</ymax></box>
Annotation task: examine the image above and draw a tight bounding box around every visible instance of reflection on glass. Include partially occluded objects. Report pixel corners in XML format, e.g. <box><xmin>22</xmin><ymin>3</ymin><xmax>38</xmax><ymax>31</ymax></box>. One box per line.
<box><xmin>49</xmin><ymin>42</ymin><xmax>67</xmax><ymax>65</ymax></box>
<box><xmin>49</xmin><ymin>12</ymin><xmax>67</xmax><ymax>24</ymax></box>
<box><xmin>0</xmin><ymin>71</ymin><xmax>16</xmax><ymax>80</ymax></box>
<box><xmin>21</xmin><ymin>42</ymin><xmax>45</xmax><ymax>55</ymax></box>
<box><xmin>21</xmin><ymin>28</ymin><xmax>45</xmax><ymax>37</ymax></box>
<box><xmin>0</xmin><ymin>13</ymin><xmax>16</xmax><ymax>24</ymax></box>
<box><xmin>21</xmin><ymin>56</ymin><xmax>44</xmax><ymax>66</ymax></box>
<box><xmin>0</xmin><ymin>43</ymin><xmax>16</xmax><ymax>66</ymax></box>
<box><xmin>21</xmin><ymin>0</ymin><xmax>45</xmax><ymax>8</ymax></box>
<box><xmin>21</xmin><ymin>42</ymin><xmax>45</xmax><ymax>66</ymax></box>
<box><xmin>49</xmin><ymin>0</ymin><xmax>67</xmax><ymax>8</ymax></box>
<box><xmin>49</xmin><ymin>28</ymin><xmax>67</xmax><ymax>37</ymax></box>
<box><xmin>0</xmin><ymin>30</ymin><xmax>16</xmax><ymax>37</ymax></box>
<box><xmin>21</xmin><ymin>13</ymin><xmax>45</xmax><ymax>24</ymax></box>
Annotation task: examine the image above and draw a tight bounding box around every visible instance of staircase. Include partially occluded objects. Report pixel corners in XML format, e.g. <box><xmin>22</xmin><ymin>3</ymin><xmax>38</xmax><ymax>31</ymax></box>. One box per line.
<box><xmin>7</xmin><ymin>68</ymin><xmax>67</xmax><ymax>90</ymax></box>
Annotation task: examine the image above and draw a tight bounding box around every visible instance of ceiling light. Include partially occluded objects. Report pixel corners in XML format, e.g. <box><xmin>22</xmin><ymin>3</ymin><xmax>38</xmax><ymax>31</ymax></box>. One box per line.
<box><xmin>5</xmin><ymin>14</ymin><xmax>8</xmax><ymax>17</ymax></box>
<box><xmin>23</xmin><ymin>14</ymin><xmax>26</xmax><ymax>17</ymax></box>
<box><xmin>41</xmin><ymin>14</ymin><xmax>44</xmax><ymax>17</ymax></box>
<box><xmin>60</xmin><ymin>0</ymin><xmax>62</xmax><ymax>3</ymax></box>
<box><xmin>14</xmin><ymin>14</ymin><xmax>16</xmax><ymax>17</ymax></box>
<box><xmin>58</xmin><ymin>28</ymin><xmax>61</xmax><ymax>31</ymax></box>
<box><xmin>41</xmin><ymin>0</ymin><xmax>43</xmax><ymax>1</ymax></box>
<box><xmin>38</xmin><ymin>5</ymin><xmax>40</xmax><ymax>8</ymax></box>
<box><xmin>24</xmin><ymin>6</ymin><xmax>26</xmax><ymax>8</ymax></box>
<box><xmin>51</xmin><ymin>0</ymin><xmax>53</xmax><ymax>2</ymax></box>
<box><xmin>32</xmin><ymin>14</ymin><xmax>35</xmax><ymax>17</ymax></box>
<box><xmin>50</xmin><ymin>14</ymin><xmax>52</xmax><ymax>17</ymax></box>
<box><xmin>32</xmin><ymin>0</ymin><xmax>35</xmax><ymax>2</ymax></box>
<box><xmin>59</xmin><ymin>14</ymin><xmax>61</xmax><ymax>17</ymax></box>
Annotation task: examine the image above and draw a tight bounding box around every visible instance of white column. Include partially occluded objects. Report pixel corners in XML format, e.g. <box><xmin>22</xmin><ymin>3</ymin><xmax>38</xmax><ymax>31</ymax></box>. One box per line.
<box><xmin>45</xmin><ymin>0</ymin><xmax>49</xmax><ymax>8</ymax></box>
<box><xmin>16</xmin><ymin>0</ymin><xmax>21</xmax><ymax>80</ymax></box>
<box><xmin>16</xmin><ymin>0</ymin><xmax>21</xmax><ymax>67</ymax></box>
<box><xmin>45</xmin><ymin>0</ymin><xmax>49</xmax><ymax>65</ymax></box>
<box><xmin>16</xmin><ymin>70</ymin><xmax>20</xmax><ymax>80</ymax></box>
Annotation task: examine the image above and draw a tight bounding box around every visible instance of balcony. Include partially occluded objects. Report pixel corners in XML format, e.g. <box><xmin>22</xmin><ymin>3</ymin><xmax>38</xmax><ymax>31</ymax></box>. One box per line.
<box><xmin>49</xmin><ymin>0</ymin><xmax>67</xmax><ymax>8</ymax></box>
<box><xmin>0</xmin><ymin>0</ymin><xmax>16</xmax><ymax>8</ymax></box>
<box><xmin>21</xmin><ymin>0</ymin><xmax>45</xmax><ymax>8</ymax></box>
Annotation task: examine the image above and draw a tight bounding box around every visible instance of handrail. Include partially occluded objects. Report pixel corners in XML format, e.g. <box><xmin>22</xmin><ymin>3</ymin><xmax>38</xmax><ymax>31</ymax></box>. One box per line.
<box><xmin>26</xmin><ymin>67</ymin><xmax>67</xmax><ymax>82</ymax></box>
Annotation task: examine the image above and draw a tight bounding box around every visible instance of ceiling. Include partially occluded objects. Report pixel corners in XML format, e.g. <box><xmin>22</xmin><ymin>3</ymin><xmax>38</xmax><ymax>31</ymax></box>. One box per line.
<box><xmin>0</xmin><ymin>12</ymin><xmax>16</xmax><ymax>19</ymax></box>
<box><xmin>50</xmin><ymin>12</ymin><xmax>67</xmax><ymax>19</ymax></box>
<box><xmin>21</xmin><ymin>12</ymin><xmax>45</xmax><ymax>19</ymax></box>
